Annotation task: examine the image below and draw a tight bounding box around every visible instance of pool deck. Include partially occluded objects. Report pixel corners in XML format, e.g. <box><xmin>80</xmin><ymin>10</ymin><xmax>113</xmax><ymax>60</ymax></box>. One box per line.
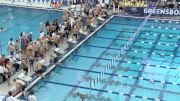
<box><xmin>0</xmin><ymin>39</ymin><xmax>68</xmax><ymax>100</ymax></box>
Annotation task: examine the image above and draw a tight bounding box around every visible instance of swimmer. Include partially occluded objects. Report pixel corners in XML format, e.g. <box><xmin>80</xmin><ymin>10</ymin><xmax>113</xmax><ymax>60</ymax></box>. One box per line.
<box><xmin>7</xmin><ymin>16</ymin><xmax>14</xmax><ymax>20</ymax></box>
<box><xmin>0</xmin><ymin>27</ymin><xmax>4</xmax><ymax>32</ymax></box>
<box><xmin>9</xmin><ymin>16</ymin><xmax>14</xmax><ymax>19</ymax></box>
<box><xmin>77</xmin><ymin>92</ymin><xmax>85</xmax><ymax>101</ymax></box>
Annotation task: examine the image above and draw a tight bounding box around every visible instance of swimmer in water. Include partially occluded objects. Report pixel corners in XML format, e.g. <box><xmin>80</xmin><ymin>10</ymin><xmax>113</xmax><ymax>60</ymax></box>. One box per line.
<box><xmin>0</xmin><ymin>27</ymin><xmax>4</xmax><ymax>32</ymax></box>
<box><xmin>77</xmin><ymin>92</ymin><xmax>85</xmax><ymax>101</ymax></box>
<box><xmin>7</xmin><ymin>16</ymin><xmax>14</xmax><ymax>20</ymax></box>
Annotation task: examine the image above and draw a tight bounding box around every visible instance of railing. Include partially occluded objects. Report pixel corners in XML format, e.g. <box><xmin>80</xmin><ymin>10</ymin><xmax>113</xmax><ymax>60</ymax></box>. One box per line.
<box><xmin>0</xmin><ymin>0</ymin><xmax>69</xmax><ymax>8</ymax></box>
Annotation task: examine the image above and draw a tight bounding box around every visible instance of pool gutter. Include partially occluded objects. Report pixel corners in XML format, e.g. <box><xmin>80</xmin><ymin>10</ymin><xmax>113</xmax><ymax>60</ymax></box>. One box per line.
<box><xmin>15</xmin><ymin>15</ymin><xmax>115</xmax><ymax>99</ymax></box>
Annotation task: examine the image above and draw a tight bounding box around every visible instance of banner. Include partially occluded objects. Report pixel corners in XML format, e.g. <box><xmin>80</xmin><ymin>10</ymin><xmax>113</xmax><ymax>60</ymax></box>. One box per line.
<box><xmin>124</xmin><ymin>7</ymin><xmax>180</xmax><ymax>16</ymax></box>
<box><xmin>144</xmin><ymin>8</ymin><xmax>180</xmax><ymax>15</ymax></box>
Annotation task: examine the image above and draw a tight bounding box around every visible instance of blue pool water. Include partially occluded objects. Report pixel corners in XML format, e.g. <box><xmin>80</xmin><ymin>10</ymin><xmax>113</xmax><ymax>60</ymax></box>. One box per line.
<box><xmin>28</xmin><ymin>16</ymin><xmax>180</xmax><ymax>101</ymax></box>
<box><xmin>0</xmin><ymin>6</ymin><xmax>63</xmax><ymax>55</ymax></box>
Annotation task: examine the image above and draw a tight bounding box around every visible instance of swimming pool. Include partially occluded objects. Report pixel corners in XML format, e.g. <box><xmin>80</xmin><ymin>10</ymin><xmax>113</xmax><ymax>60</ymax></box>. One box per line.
<box><xmin>27</xmin><ymin>16</ymin><xmax>180</xmax><ymax>101</ymax></box>
<box><xmin>0</xmin><ymin>5</ymin><xmax>63</xmax><ymax>55</ymax></box>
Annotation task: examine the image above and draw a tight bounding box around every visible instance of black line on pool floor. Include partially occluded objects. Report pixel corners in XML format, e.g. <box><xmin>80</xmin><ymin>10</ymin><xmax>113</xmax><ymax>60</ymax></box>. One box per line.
<box><xmin>108</xmin><ymin>22</ymin><xmax>180</xmax><ymax>30</ymax></box>
<box><xmin>74</xmin><ymin>54</ymin><xmax>179</xmax><ymax>70</ymax></box>
<box><xmin>125</xmin><ymin>32</ymin><xmax>162</xmax><ymax>101</ymax></box>
<box><xmin>62</xmin><ymin>29</ymin><xmax>124</xmax><ymax>101</ymax></box>
<box><xmin>159</xmin><ymin>38</ymin><xmax>180</xmax><ymax>99</ymax></box>
<box><xmin>83</xmin><ymin>44</ymin><xmax>180</xmax><ymax>62</ymax></box>
<box><xmin>94</xmin><ymin>36</ymin><xmax>179</xmax><ymax>46</ymax></box>
<box><xmin>85</xmin><ymin>39</ymin><xmax>179</xmax><ymax>53</ymax></box>
<box><xmin>96</xmin><ymin>29</ymin><xmax>142</xmax><ymax>98</ymax></box>
<box><xmin>103</xmin><ymin>28</ymin><xmax>180</xmax><ymax>42</ymax></box>
<box><xmin>42</xmin><ymin>80</ymin><xmax>164</xmax><ymax>101</ymax></box>
<box><xmin>56</xmin><ymin>66</ymin><xmax>180</xmax><ymax>95</ymax></box>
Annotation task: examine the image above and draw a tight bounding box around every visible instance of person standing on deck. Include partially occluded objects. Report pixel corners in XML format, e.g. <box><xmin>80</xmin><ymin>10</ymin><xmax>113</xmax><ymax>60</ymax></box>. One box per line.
<box><xmin>6</xmin><ymin>91</ymin><xmax>16</xmax><ymax>101</ymax></box>
<box><xmin>20</xmin><ymin>32</ymin><xmax>27</xmax><ymax>54</ymax></box>
<box><xmin>28</xmin><ymin>90</ymin><xmax>37</xmax><ymax>101</ymax></box>
<box><xmin>8</xmin><ymin>38</ymin><xmax>15</xmax><ymax>46</ymax></box>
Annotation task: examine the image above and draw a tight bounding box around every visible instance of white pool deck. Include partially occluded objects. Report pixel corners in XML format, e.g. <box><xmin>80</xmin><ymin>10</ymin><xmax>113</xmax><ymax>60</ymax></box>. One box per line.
<box><xmin>0</xmin><ymin>39</ymin><xmax>68</xmax><ymax>100</ymax></box>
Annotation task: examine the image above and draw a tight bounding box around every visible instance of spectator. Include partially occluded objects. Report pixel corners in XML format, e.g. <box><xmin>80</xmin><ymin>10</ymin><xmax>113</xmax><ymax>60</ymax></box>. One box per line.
<box><xmin>8</xmin><ymin>38</ymin><xmax>14</xmax><ymax>45</ymax></box>
<box><xmin>0</xmin><ymin>54</ymin><xmax>6</xmax><ymax>65</ymax></box>
<box><xmin>26</xmin><ymin>42</ymin><xmax>35</xmax><ymax>71</ymax></box>
<box><xmin>45</xmin><ymin>20</ymin><xmax>50</xmax><ymax>28</ymax></box>
<box><xmin>40</xmin><ymin>22</ymin><xmax>43</xmax><ymax>33</ymax></box>
<box><xmin>28</xmin><ymin>32</ymin><xmax>33</xmax><ymax>42</ymax></box>
<box><xmin>4</xmin><ymin>59</ymin><xmax>12</xmax><ymax>86</ymax></box>
<box><xmin>14</xmin><ymin>39</ymin><xmax>20</xmax><ymax>53</ymax></box>
<box><xmin>21</xmin><ymin>57</ymin><xmax>29</xmax><ymax>75</ymax></box>
<box><xmin>28</xmin><ymin>90</ymin><xmax>37</xmax><ymax>101</ymax></box>
<box><xmin>0</xmin><ymin>64</ymin><xmax>5</xmax><ymax>82</ymax></box>
<box><xmin>14</xmin><ymin>79</ymin><xmax>26</xmax><ymax>91</ymax></box>
<box><xmin>6</xmin><ymin>91</ymin><xmax>16</xmax><ymax>101</ymax></box>
<box><xmin>7</xmin><ymin>43</ymin><xmax>15</xmax><ymax>56</ymax></box>
<box><xmin>34</xmin><ymin>58</ymin><xmax>43</xmax><ymax>76</ymax></box>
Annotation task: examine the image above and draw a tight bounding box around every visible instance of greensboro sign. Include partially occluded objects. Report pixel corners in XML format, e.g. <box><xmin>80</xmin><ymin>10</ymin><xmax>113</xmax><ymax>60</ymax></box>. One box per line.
<box><xmin>144</xmin><ymin>8</ymin><xmax>180</xmax><ymax>15</ymax></box>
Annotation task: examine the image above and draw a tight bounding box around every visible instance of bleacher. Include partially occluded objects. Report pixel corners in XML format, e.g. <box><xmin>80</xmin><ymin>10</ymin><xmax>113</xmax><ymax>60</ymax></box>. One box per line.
<box><xmin>0</xmin><ymin>0</ymin><xmax>68</xmax><ymax>9</ymax></box>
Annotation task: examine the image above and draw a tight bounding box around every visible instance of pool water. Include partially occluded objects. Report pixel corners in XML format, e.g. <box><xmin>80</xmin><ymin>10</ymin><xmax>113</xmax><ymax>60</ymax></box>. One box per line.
<box><xmin>0</xmin><ymin>6</ymin><xmax>63</xmax><ymax>55</ymax></box>
<box><xmin>29</xmin><ymin>16</ymin><xmax>180</xmax><ymax>101</ymax></box>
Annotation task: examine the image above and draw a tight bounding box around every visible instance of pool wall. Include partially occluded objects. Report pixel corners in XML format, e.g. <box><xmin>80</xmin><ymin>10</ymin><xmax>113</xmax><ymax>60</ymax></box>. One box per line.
<box><xmin>115</xmin><ymin>15</ymin><xmax>180</xmax><ymax>22</ymax></box>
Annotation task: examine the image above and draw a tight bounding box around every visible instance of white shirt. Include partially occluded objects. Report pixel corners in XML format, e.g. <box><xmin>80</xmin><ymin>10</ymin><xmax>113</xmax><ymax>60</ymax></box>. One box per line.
<box><xmin>70</xmin><ymin>17</ymin><xmax>75</xmax><ymax>27</ymax></box>
<box><xmin>0</xmin><ymin>65</ymin><xmax>4</xmax><ymax>74</ymax></box>
<box><xmin>40</xmin><ymin>32</ymin><xmax>45</xmax><ymax>38</ymax></box>
<box><xmin>15</xmin><ymin>53</ymin><xmax>22</xmax><ymax>60</ymax></box>
<box><xmin>6</xmin><ymin>96</ymin><xmax>16</xmax><ymax>101</ymax></box>
<box><xmin>104</xmin><ymin>0</ymin><xmax>110</xmax><ymax>4</ymax></box>
<box><xmin>52</xmin><ymin>32</ymin><xmax>57</xmax><ymax>37</ymax></box>
<box><xmin>28</xmin><ymin>95</ymin><xmax>37</xmax><ymax>101</ymax></box>
<box><xmin>8</xmin><ymin>41</ymin><xmax>15</xmax><ymax>45</ymax></box>
<box><xmin>9</xmin><ymin>57</ymin><xmax>16</xmax><ymax>64</ymax></box>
